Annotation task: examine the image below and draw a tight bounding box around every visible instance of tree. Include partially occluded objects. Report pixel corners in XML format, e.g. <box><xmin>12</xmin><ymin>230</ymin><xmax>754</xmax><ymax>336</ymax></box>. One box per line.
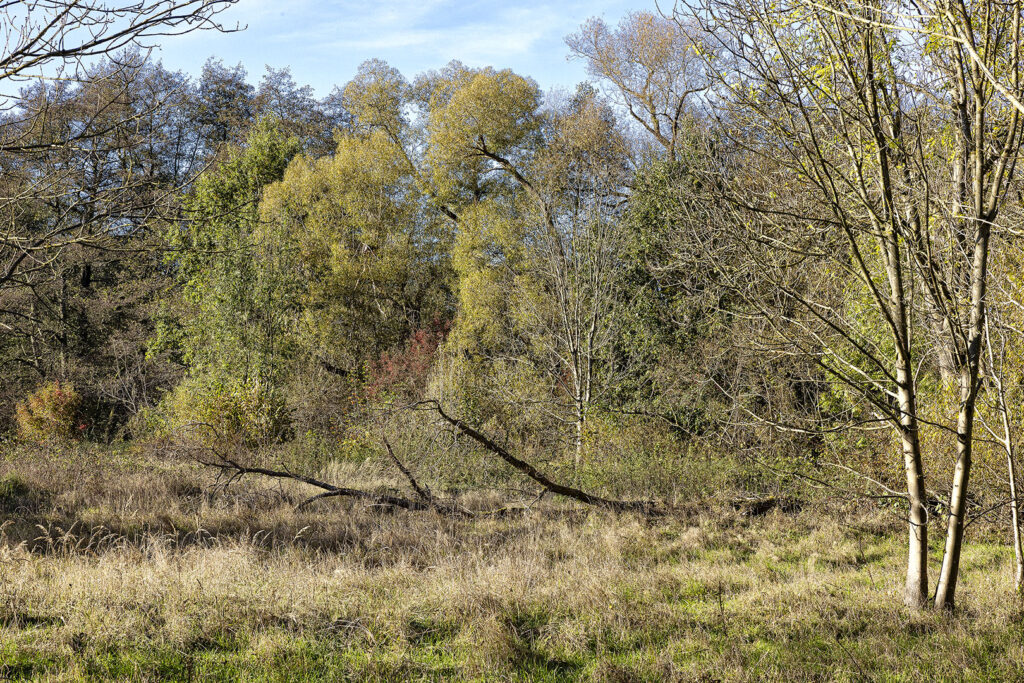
<box><xmin>429</xmin><ymin>67</ymin><xmax>637</xmax><ymax>470</ymax></box>
<box><xmin>254</xmin><ymin>66</ymin><xmax>336</xmax><ymax>154</ymax></box>
<box><xmin>258</xmin><ymin>125</ymin><xmax>453</xmax><ymax>381</ymax></box>
<box><xmin>566</xmin><ymin>11</ymin><xmax>712</xmax><ymax>161</ymax></box>
<box><xmin>618</xmin><ymin>148</ymin><xmax>761</xmax><ymax>444</ymax></box>
<box><xmin>0</xmin><ymin>56</ymin><xmax>206</xmax><ymax>431</ymax></box>
<box><xmin>907</xmin><ymin>0</ymin><xmax>1022</xmax><ymax>611</ymax></box>
<box><xmin>0</xmin><ymin>0</ymin><xmax>238</xmax><ymax>279</ymax></box>
<box><xmin>192</xmin><ymin>57</ymin><xmax>254</xmax><ymax>148</ymax></box>
<box><xmin>169</xmin><ymin>117</ymin><xmax>301</xmax><ymax>391</ymax></box>
<box><xmin>567</xmin><ymin>10</ymin><xmax>751</xmax><ymax>447</ymax></box>
<box><xmin>683</xmin><ymin>0</ymin><xmax>1024</xmax><ymax>609</ymax></box>
<box><xmin>0</xmin><ymin>0</ymin><xmax>239</xmax><ymax>420</ymax></box>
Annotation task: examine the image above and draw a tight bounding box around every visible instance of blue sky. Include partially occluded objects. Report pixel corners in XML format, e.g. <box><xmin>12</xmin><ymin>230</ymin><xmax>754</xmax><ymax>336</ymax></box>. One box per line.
<box><xmin>153</xmin><ymin>0</ymin><xmax>661</xmax><ymax>96</ymax></box>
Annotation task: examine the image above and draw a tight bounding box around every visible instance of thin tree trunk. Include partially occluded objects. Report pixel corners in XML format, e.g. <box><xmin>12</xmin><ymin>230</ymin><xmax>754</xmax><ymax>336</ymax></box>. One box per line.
<box><xmin>865</xmin><ymin>34</ymin><xmax>931</xmax><ymax>608</ymax></box>
<box><xmin>1000</xmin><ymin>389</ymin><xmax>1024</xmax><ymax>592</ymax></box>
<box><xmin>1012</xmin><ymin>444</ymin><xmax>1024</xmax><ymax>592</ymax></box>
<box><xmin>574</xmin><ymin>409</ymin><xmax>584</xmax><ymax>477</ymax></box>
<box><xmin>986</xmin><ymin>318</ymin><xmax>1024</xmax><ymax>592</ymax></box>
<box><xmin>883</xmin><ymin>243</ymin><xmax>929</xmax><ymax>610</ymax></box>
<box><xmin>898</xmin><ymin>379</ymin><xmax>930</xmax><ymax>609</ymax></box>
<box><xmin>934</xmin><ymin>220</ymin><xmax>990</xmax><ymax>610</ymax></box>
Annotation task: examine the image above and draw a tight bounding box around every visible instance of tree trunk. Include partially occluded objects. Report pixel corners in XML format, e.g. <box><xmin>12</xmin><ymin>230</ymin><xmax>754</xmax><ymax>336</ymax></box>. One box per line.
<box><xmin>984</xmin><ymin>317</ymin><xmax>1023</xmax><ymax>593</ymax></box>
<box><xmin>934</xmin><ymin>369</ymin><xmax>977</xmax><ymax>609</ymax></box>
<box><xmin>884</xmin><ymin>237</ymin><xmax>929</xmax><ymax>610</ymax></box>
<box><xmin>574</xmin><ymin>410</ymin><xmax>584</xmax><ymax>478</ymax></box>
<box><xmin>1013</xmin><ymin>463</ymin><xmax>1024</xmax><ymax>593</ymax></box>
<box><xmin>897</xmin><ymin>379</ymin><xmax>930</xmax><ymax>609</ymax></box>
<box><xmin>1004</xmin><ymin>408</ymin><xmax>1024</xmax><ymax>593</ymax></box>
<box><xmin>934</xmin><ymin>220</ymin><xmax>990</xmax><ymax>610</ymax></box>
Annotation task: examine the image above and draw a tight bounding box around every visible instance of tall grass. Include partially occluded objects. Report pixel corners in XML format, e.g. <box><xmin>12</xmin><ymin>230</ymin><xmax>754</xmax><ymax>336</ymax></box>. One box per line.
<box><xmin>1</xmin><ymin>444</ymin><xmax>1023</xmax><ymax>681</ymax></box>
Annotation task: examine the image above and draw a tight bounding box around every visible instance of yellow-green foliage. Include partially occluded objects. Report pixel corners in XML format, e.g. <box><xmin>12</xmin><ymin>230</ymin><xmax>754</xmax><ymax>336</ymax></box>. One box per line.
<box><xmin>259</xmin><ymin>128</ymin><xmax>452</xmax><ymax>375</ymax></box>
<box><xmin>579</xmin><ymin>412</ymin><xmax>687</xmax><ymax>498</ymax></box>
<box><xmin>449</xmin><ymin>202</ymin><xmax>527</xmax><ymax>355</ymax></box>
<box><xmin>425</xmin><ymin>66</ymin><xmax>542</xmax><ymax>202</ymax></box>
<box><xmin>15</xmin><ymin>381</ymin><xmax>84</xmax><ymax>443</ymax></box>
<box><xmin>160</xmin><ymin>378</ymin><xmax>292</xmax><ymax>447</ymax></box>
<box><xmin>342</xmin><ymin>58</ymin><xmax>408</xmax><ymax>136</ymax></box>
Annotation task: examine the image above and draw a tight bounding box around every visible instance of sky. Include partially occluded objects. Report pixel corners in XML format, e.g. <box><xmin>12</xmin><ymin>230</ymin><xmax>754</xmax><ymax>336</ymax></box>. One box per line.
<box><xmin>153</xmin><ymin>0</ymin><xmax>662</xmax><ymax>96</ymax></box>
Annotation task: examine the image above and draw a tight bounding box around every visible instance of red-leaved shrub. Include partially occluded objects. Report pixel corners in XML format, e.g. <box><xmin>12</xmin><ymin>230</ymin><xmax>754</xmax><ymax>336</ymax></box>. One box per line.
<box><xmin>366</xmin><ymin>318</ymin><xmax>450</xmax><ymax>400</ymax></box>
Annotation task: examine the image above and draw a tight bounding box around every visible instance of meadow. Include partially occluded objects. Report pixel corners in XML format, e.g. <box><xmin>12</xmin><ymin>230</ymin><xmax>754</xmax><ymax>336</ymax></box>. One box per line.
<box><xmin>2</xmin><ymin>444</ymin><xmax>1022</xmax><ymax>682</ymax></box>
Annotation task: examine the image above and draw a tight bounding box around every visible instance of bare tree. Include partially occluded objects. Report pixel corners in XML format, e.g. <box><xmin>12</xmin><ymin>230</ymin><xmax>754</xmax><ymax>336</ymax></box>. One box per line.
<box><xmin>797</xmin><ymin>0</ymin><xmax>1024</xmax><ymax>612</ymax></box>
<box><xmin>898</xmin><ymin>0</ymin><xmax>1021</xmax><ymax>612</ymax></box>
<box><xmin>509</xmin><ymin>89</ymin><xmax>634</xmax><ymax>469</ymax></box>
<box><xmin>0</xmin><ymin>0</ymin><xmax>239</xmax><ymax>294</ymax></box>
<box><xmin>566</xmin><ymin>11</ymin><xmax>713</xmax><ymax>161</ymax></box>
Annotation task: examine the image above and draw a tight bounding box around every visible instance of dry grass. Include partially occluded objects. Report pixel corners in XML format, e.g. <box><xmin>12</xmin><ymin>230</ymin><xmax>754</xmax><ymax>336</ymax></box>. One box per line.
<box><xmin>1</xmin><ymin>444</ymin><xmax>1023</xmax><ymax>681</ymax></box>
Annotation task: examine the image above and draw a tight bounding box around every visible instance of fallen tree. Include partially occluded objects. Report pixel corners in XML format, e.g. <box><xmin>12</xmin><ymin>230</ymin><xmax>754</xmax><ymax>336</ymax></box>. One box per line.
<box><xmin>190</xmin><ymin>402</ymin><xmax>663</xmax><ymax>516</ymax></box>
<box><xmin>418</xmin><ymin>401</ymin><xmax>662</xmax><ymax>514</ymax></box>
<box><xmin>196</xmin><ymin>436</ymin><xmax>472</xmax><ymax>516</ymax></box>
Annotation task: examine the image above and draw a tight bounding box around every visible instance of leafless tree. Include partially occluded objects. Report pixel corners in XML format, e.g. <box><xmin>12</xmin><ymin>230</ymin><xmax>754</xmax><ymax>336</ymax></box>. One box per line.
<box><xmin>680</xmin><ymin>0</ymin><xmax>1023</xmax><ymax>609</ymax></box>
<box><xmin>0</xmin><ymin>0</ymin><xmax>239</xmax><ymax>294</ymax></box>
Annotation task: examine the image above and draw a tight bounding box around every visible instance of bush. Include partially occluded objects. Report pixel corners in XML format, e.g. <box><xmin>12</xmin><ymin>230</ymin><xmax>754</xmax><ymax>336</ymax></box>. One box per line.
<box><xmin>158</xmin><ymin>377</ymin><xmax>293</xmax><ymax>447</ymax></box>
<box><xmin>15</xmin><ymin>381</ymin><xmax>85</xmax><ymax>443</ymax></box>
<box><xmin>366</xmin><ymin>319</ymin><xmax>449</xmax><ymax>401</ymax></box>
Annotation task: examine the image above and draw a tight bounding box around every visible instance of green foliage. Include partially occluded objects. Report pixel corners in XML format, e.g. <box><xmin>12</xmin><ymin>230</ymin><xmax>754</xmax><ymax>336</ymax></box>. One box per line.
<box><xmin>15</xmin><ymin>382</ymin><xmax>85</xmax><ymax>443</ymax></box>
<box><xmin>616</xmin><ymin>159</ymin><xmax>735</xmax><ymax>426</ymax></box>
<box><xmin>166</xmin><ymin>116</ymin><xmax>303</xmax><ymax>390</ymax></box>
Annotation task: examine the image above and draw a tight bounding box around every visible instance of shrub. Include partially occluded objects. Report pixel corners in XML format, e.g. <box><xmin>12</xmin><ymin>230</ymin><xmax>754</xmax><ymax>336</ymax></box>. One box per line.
<box><xmin>15</xmin><ymin>381</ymin><xmax>85</xmax><ymax>443</ymax></box>
<box><xmin>159</xmin><ymin>377</ymin><xmax>293</xmax><ymax>447</ymax></box>
<box><xmin>366</xmin><ymin>318</ymin><xmax>449</xmax><ymax>401</ymax></box>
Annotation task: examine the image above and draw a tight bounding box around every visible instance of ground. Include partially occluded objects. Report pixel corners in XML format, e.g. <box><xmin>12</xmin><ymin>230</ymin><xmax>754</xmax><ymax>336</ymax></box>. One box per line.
<box><xmin>1</xmin><ymin>444</ymin><xmax>1023</xmax><ymax>681</ymax></box>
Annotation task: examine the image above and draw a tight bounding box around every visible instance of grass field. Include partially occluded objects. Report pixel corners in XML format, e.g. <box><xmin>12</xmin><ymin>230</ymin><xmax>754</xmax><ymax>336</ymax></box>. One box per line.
<box><xmin>1</xmin><ymin>444</ymin><xmax>1023</xmax><ymax>681</ymax></box>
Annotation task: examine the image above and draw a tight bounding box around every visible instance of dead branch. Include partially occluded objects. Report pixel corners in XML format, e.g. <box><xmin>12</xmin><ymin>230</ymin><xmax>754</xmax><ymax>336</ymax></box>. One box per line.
<box><xmin>381</xmin><ymin>436</ymin><xmax>473</xmax><ymax>517</ymax></box>
<box><xmin>189</xmin><ymin>426</ymin><xmax>473</xmax><ymax>517</ymax></box>
<box><xmin>419</xmin><ymin>400</ymin><xmax>663</xmax><ymax>514</ymax></box>
<box><xmin>200</xmin><ymin>455</ymin><xmax>434</xmax><ymax>512</ymax></box>
<box><xmin>382</xmin><ymin>436</ymin><xmax>433</xmax><ymax>503</ymax></box>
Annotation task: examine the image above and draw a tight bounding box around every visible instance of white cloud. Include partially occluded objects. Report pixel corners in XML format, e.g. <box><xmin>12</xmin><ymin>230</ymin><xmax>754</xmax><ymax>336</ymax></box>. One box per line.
<box><xmin>265</xmin><ymin>1</ymin><xmax>584</xmax><ymax>64</ymax></box>
<box><xmin>154</xmin><ymin>0</ymin><xmax>649</xmax><ymax>93</ymax></box>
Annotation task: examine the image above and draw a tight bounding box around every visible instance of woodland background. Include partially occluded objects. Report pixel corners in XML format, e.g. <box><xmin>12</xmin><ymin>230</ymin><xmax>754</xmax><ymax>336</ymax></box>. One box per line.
<box><xmin>3</xmin><ymin>0</ymin><xmax>1024</xmax><ymax>678</ymax></box>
